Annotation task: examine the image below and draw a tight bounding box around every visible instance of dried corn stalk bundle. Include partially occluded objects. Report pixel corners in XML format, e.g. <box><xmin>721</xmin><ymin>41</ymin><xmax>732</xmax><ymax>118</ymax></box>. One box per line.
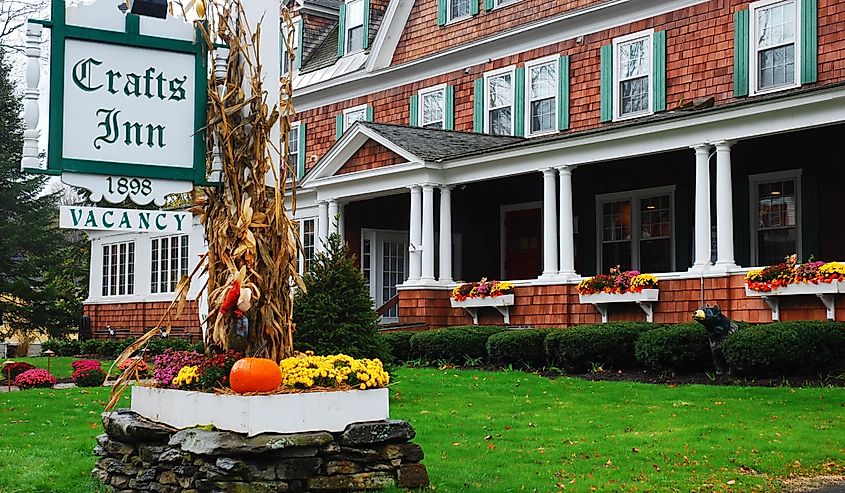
<box><xmin>198</xmin><ymin>0</ymin><xmax>303</xmax><ymax>362</ymax></box>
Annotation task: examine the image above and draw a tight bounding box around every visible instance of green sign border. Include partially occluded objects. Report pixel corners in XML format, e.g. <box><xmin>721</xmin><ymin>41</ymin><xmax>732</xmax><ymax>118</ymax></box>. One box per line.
<box><xmin>32</xmin><ymin>2</ymin><xmax>209</xmax><ymax>184</ymax></box>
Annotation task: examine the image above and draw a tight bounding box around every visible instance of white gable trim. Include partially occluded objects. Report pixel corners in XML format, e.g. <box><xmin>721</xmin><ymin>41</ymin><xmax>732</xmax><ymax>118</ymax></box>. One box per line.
<box><xmin>366</xmin><ymin>0</ymin><xmax>416</xmax><ymax>72</ymax></box>
<box><xmin>299</xmin><ymin>123</ymin><xmax>425</xmax><ymax>188</ymax></box>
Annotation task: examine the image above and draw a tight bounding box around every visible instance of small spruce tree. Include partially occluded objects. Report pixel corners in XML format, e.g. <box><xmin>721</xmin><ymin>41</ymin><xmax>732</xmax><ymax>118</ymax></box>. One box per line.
<box><xmin>293</xmin><ymin>233</ymin><xmax>389</xmax><ymax>361</ymax></box>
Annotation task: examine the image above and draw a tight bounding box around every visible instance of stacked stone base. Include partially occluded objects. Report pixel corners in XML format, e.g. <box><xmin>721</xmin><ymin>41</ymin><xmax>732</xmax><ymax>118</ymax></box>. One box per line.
<box><xmin>93</xmin><ymin>410</ymin><xmax>429</xmax><ymax>492</ymax></box>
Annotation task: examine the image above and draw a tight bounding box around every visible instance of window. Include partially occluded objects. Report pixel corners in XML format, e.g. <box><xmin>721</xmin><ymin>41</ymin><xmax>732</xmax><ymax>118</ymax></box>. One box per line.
<box><xmin>101</xmin><ymin>241</ymin><xmax>135</xmax><ymax>296</ymax></box>
<box><xmin>343</xmin><ymin>105</ymin><xmax>368</xmax><ymax>131</ymax></box>
<box><xmin>345</xmin><ymin>0</ymin><xmax>365</xmax><ymax>54</ymax></box>
<box><xmin>597</xmin><ymin>187</ymin><xmax>674</xmax><ymax>273</ymax></box>
<box><xmin>300</xmin><ymin>218</ymin><xmax>316</xmax><ymax>274</ymax></box>
<box><xmin>525</xmin><ymin>58</ymin><xmax>557</xmax><ymax>136</ymax></box>
<box><xmin>150</xmin><ymin>235</ymin><xmax>189</xmax><ymax>294</ymax></box>
<box><xmin>493</xmin><ymin>0</ymin><xmax>519</xmax><ymax>8</ymax></box>
<box><xmin>750</xmin><ymin>170</ymin><xmax>801</xmax><ymax>266</ymax></box>
<box><xmin>287</xmin><ymin>123</ymin><xmax>300</xmax><ymax>177</ymax></box>
<box><xmin>613</xmin><ymin>30</ymin><xmax>653</xmax><ymax>119</ymax></box>
<box><xmin>485</xmin><ymin>68</ymin><xmax>514</xmax><ymax>136</ymax></box>
<box><xmin>448</xmin><ymin>0</ymin><xmax>471</xmax><ymax>21</ymax></box>
<box><xmin>750</xmin><ymin>0</ymin><xmax>799</xmax><ymax>94</ymax></box>
<box><xmin>419</xmin><ymin>86</ymin><xmax>446</xmax><ymax>129</ymax></box>
<box><xmin>281</xmin><ymin>18</ymin><xmax>300</xmax><ymax>76</ymax></box>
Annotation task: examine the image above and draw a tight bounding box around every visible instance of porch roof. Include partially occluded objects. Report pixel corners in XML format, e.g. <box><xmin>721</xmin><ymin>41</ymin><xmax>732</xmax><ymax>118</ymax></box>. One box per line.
<box><xmin>357</xmin><ymin>122</ymin><xmax>523</xmax><ymax>161</ymax></box>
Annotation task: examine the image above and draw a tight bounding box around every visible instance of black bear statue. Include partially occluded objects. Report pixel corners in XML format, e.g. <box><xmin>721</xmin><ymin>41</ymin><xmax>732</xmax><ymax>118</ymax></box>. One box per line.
<box><xmin>692</xmin><ymin>305</ymin><xmax>740</xmax><ymax>375</ymax></box>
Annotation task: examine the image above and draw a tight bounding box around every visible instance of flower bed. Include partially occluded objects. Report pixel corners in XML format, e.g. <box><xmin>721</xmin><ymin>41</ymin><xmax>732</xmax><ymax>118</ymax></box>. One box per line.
<box><xmin>13</xmin><ymin>368</ymin><xmax>56</xmax><ymax>389</ymax></box>
<box><xmin>577</xmin><ymin>266</ymin><xmax>658</xmax><ymax>295</ymax></box>
<box><xmin>3</xmin><ymin>362</ymin><xmax>35</xmax><ymax>380</ymax></box>
<box><xmin>745</xmin><ymin>255</ymin><xmax>845</xmax><ymax>292</ymax></box>
<box><xmin>451</xmin><ymin>278</ymin><xmax>514</xmax><ymax>301</ymax></box>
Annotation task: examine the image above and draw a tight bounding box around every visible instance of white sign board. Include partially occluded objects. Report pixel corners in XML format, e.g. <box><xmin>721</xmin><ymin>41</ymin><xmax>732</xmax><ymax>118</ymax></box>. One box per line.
<box><xmin>62</xmin><ymin>39</ymin><xmax>196</xmax><ymax>168</ymax></box>
<box><xmin>60</xmin><ymin>206</ymin><xmax>190</xmax><ymax>234</ymax></box>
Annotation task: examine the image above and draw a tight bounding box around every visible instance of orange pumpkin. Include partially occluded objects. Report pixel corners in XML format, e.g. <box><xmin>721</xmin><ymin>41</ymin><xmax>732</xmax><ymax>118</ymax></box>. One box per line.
<box><xmin>229</xmin><ymin>357</ymin><xmax>282</xmax><ymax>393</ymax></box>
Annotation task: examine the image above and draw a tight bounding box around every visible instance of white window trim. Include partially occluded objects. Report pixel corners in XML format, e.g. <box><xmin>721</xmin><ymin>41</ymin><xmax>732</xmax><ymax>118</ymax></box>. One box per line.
<box><xmin>492</xmin><ymin>0</ymin><xmax>522</xmax><ymax>11</ymax></box>
<box><xmin>483</xmin><ymin>65</ymin><xmax>516</xmax><ymax>136</ymax></box>
<box><xmin>149</xmin><ymin>234</ymin><xmax>189</xmax><ymax>295</ymax></box>
<box><xmin>298</xmin><ymin>217</ymin><xmax>317</xmax><ymax>275</ymax></box>
<box><xmin>101</xmin><ymin>239</ymin><xmax>136</xmax><ymax>298</ymax></box>
<box><xmin>287</xmin><ymin>121</ymin><xmax>302</xmax><ymax>183</ymax></box>
<box><xmin>612</xmin><ymin>28</ymin><xmax>655</xmax><ymax>122</ymax></box>
<box><xmin>343</xmin><ymin>104</ymin><xmax>369</xmax><ymax>131</ymax></box>
<box><xmin>282</xmin><ymin>17</ymin><xmax>302</xmax><ymax>77</ymax></box>
<box><xmin>345</xmin><ymin>0</ymin><xmax>366</xmax><ymax>55</ymax></box>
<box><xmin>748</xmin><ymin>169</ymin><xmax>802</xmax><ymax>266</ymax></box>
<box><xmin>361</xmin><ymin>228</ymin><xmax>410</xmax><ymax>322</ymax></box>
<box><xmin>595</xmin><ymin>185</ymin><xmax>676</xmax><ymax>273</ymax></box>
<box><xmin>445</xmin><ymin>0</ymin><xmax>472</xmax><ymax>24</ymax></box>
<box><xmin>524</xmin><ymin>55</ymin><xmax>559</xmax><ymax>137</ymax></box>
<box><xmin>748</xmin><ymin>0</ymin><xmax>801</xmax><ymax>96</ymax></box>
<box><xmin>417</xmin><ymin>83</ymin><xmax>447</xmax><ymax>129</ymax></box>
<box><xmin>499</xmin><ymin>201</ymin><xmax>542</xmax><ymax>280</ymax></box>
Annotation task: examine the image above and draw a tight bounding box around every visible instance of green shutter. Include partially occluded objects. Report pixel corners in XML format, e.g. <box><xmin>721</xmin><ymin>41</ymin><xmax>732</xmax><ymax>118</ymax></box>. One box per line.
<box><xmin>600</xmin><ymin>44</ymin><xmax>613</xmax><ymax>122</ymax></box>
<box><xmin>800</xmin><ymin>0</ymin><xmax>818</xmax><ymax>84</ymax></box>
<box><xmin>362</xmin><ymin>0</ymin><xmax>371</xmax><ymax>50</ymax></box>
<box><xmin>409</xmin><ymin>94</ymin><xmax>419</xmax><ymax>126</ymax></box>
<box><xmin>365</xmin><ymin>105</ymin><xmax>374</xmax><ymax>122</ymax></box>
<box><xmin>295</xmin><ymin>19</ymin><xmax>304</xmax><ymax>70</ymax></box>
<box><xmin>337</xmin><ymin>4</ymin><xmax>347</xmax><ymax>57</ymax></box>
<box><xmin>437</xmin><ymin>0</ymin><xmax>447</xmax><ymax>26</ymax></box>
<box><xmin>513</xmin><ymin>66</ymin><xmax>525</xmax><ymax>137</ymax></box>
<box><xmin>484</xmin><ymin>0</ymin><xmax>494</xmax><ymax>12</ymax></box>
<box><xmin>297</xmin><ymin>122</ymin><xmax>307</xmax><ymax>179</ymax></box>
<box><xmin>336</xmin><ymin>113</ymin><xmax>343</xmax><ymax>140</ymax></box>
<box><xmin>445</xmin><ymin>85</ymin><xmax>455</xmax><ymax>130</ymax></box>
<box><xmin>470</xmin><ymin>0</ymin><xmax>479</xmax><ymax>16</ymax></box>
<box><xmin>652</xmin><ymin>30</ymin><xmax>666</xmax><ymax>112</ymax></box>
<box><xmin>473</xmin><ymin>78</ymin><xmax>484</xmax><ymax>133</ymax></box>
<box><xmin>558</xmin><ymin>55</ymin><xmax>570</xmax><ymax>131</ymax></box>
<box><xmin>734</xmin><ymin>9</ymin><xmax>749</xmax><ymax>97</ymax></box>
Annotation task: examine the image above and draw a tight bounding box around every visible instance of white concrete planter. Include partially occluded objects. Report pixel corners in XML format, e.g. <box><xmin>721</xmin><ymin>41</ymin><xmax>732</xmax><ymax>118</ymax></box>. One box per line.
<box><xmin>579</xmin><ymin>289</ymin><xmax>659</xmax><ymax>322</ymax></box>
<box><xmin>745</xmin><ymin>280</ymin><xmax>842</xmax><ymax>321</ymax></box>
<box><xmin>450</xmin><ymin>294</ymin><xmax>515</xmax><ymax>324</ymax></box>
<box><xmin>131</xmin><ymin>386</ymin><xmax>389</xmax><ymax>437</ymax></box>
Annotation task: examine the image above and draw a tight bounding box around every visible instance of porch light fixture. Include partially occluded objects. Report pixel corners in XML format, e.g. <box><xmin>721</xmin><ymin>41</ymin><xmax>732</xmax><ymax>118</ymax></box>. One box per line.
<box><xmin>130</xmin><ymin>0</ymin><xmax>168</xmax><ymax>19</ymax></box>
<box><xmin>43</xmin><ymin>350</ymin><xmax>56</xmax><ymax>374</ymax></box>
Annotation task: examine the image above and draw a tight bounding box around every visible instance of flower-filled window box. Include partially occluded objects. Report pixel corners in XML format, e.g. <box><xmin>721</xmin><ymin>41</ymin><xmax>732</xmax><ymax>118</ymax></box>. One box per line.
<box><xmin>450</xmin><ymin>278</ymin><xmax>515</xmax><ymax>324</ymax></box>
<box><xmin>577</xmin><ymin>267</ymin><xmax>659</xmax><ymax>322</ymax></box>
<box><xmin>744</xmin><ymin>255</ymin><xmax>845</xmax><ymax>320</ymax></box>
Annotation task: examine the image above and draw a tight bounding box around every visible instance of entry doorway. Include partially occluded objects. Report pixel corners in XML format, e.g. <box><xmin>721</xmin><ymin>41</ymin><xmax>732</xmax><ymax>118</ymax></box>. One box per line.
<box><xmin>361</xmin><ymin>229</ymin><xmax>409</xmax><ymax>321</ymax></box>
<box><xmin>501</xmin><ymin>203</ymin><xmax>542</xmax><ymax>280</ymax></box>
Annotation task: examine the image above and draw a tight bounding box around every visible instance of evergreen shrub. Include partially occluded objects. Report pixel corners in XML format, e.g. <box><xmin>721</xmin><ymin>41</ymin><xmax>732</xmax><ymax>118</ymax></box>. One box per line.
<box><xmin>380</xmin><ymin>331</ymin><xmax>415</xmax><ymax>363</ymax></box>
<box><xmin>544</xmin><ymin>322</ymin><xmax>657</xmax><ymax>372</ymax></box>
<box><xmin>409</xmin><ymin>326</ymin><xmax>506</xmax><ymax>364</ymax></box>
<box><xmin>486</xmin><ymin>329</ymin><xmax>552</xmax><ymax>369</ymax></box>
<box><xmin>634</xmin><ymin>323</ymin><xmax>712</xmax><ymax>373</ymax></box>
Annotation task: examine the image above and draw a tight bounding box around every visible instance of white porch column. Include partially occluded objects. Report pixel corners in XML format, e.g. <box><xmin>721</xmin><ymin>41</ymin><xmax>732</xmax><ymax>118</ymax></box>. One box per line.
<box><xmin>337</xmin><ymin>203</ymin><xmax>345</xmax><ymax>241</ymax></box>
<box><xmin>421</xmin><ymin>184</ymin><xmax>436</xmax><ymax>282</ymax></box>
<box><xmin>540</xmin><ymin>168</ymin><xmax>559</xmax><ymax>278</ymax></box>
<box><xmin>317</xmin><ymin>201</ymin><xmax>329</xmax><ymax>252</ymax></box>
<box><xmin>691</xmin><ymin>144</ymin><xmax>713</xmax><ymax>271</ymax></box>
<box><xmin>714</xmin><ymin>140</ymin><xmax>737</xmax><ymax>270</ymax></box>
<box><xmin>557</xmin><ymin>166</ymin><xmax>576</xmax><ymax>278</ymax></box>
<box><xmin>408</xmin><ymin>186</ymin><xmax>422</xmax><ymax>282</ymax></box>
<box><xmin>438</xmin><ymin>186</ymin><xmax>454</xmax><ymax>284</ymax></box>
<box><xmin>327</xmin><ymin>200</ymin><xmax>339</xmax><ymax>236</ymax></box>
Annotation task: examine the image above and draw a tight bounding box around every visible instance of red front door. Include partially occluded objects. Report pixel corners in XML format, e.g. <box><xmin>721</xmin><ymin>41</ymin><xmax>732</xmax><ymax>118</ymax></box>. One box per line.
<box><xmin>504</xmin><ymin>208</ymin><xmax>542</xmax><ymax>280</ymax></box>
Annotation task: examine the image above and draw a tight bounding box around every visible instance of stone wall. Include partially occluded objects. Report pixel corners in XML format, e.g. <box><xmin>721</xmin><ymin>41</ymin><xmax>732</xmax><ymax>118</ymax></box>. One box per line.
<box><xmin>93</xmin><ymin>410</ymin><xmax>429</xmax><ymax>492</ymax></box>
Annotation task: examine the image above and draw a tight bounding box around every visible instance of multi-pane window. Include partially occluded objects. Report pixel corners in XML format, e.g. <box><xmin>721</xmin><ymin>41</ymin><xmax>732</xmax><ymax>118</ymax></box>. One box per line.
<box><xmin>343</xmin><ymin>106</ymin><xmax>367</xmax><ymax>131</ymax></box>
<box><xmin>615</xmin><ymin>33</ymin><xmax>652</xmax><ymax>118</ymax></box>
<box><xmin>281</xmin><ymin>18</ymin><xmax>299</xmax><ymax>75</ymax></box>
<box><xmin>751</xmin><ymin>172</ymin><xmax>800</xmax><ymax>266</ymax></box>
<box><xmin>485</xmin><ymin>70</ymin><xmax>513</xmax><ymax>136</ymax></box>
<box><xmin>419</xmin><ymin>87</ymin><xmax>445</xmax><ymax>129</ymax></box>
<box><xmin>526</xmin><ymin>59</ymin><xmax>557</xmax><ymax>135</ymax></box>
<box><xmin>448</xmin><ymin>0</ymin><xmax>470</xmax><ymax>21</ymax></box>
<box><xmin>150</xmin><ymin>235</ymin><xmax>189</xmax><ymax>294</ymax></box>
<box><xmin>362</xmin><ymin>237</ymin><xmax>372</xmax><ymax>292</ymax></box>
<box><xmin>102</xmin><ymin>241</ymin><xmax>135</xmax><ymax>296</ymax></box>
<box><xmin>598</xmin><ymin>188</ymin><xmax>674</xmax><ymax>273</ymax></box>
<box><xmin>345</xmin><ymin>0</ymin><xmax>365</xmax><ymax>54</ymax></box>
<box><xmin>494</xmin><ymin>0</ymin><xmax>519</xmax><ymax>7</ymax></box>
<box><xmin>287</xmin><ymin>124</ymin><xmax>299</xmax><ymax>177</ymax></box>
<box><xmin>301</xmin><ymin>219</ymin><xmax>315</xmax><ymax>273</ymax></box>
<box><xmin>752</xmin><ymin>0</ymin><xmax>797</xmax><ymax>92</ymax></box>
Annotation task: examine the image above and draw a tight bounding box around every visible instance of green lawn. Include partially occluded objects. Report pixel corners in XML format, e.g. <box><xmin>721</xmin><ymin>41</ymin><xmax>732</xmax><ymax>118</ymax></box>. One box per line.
<box><xmin>0</xmin><ymin>368</ymin><xmax>843</xmax><ymax>492</ymax></box>
<box><xmin>4</xmin><ymin>357</ymin><xmax>79</xmax><ymax>379</ymax></box>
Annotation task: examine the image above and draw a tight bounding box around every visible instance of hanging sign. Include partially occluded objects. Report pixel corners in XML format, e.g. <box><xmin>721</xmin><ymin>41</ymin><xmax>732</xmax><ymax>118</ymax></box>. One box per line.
<box><xmin>59</xmin><ymin>206</ymin><xmax>190</xmax><ymax>234</ymax></box>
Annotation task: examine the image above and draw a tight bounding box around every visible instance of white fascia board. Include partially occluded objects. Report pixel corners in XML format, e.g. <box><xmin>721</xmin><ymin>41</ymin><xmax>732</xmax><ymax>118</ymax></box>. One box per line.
<box><xmin>366</xmin><ymin>0</ymin><xmax>416</xmax><ymax>72</ymax></box>
<box><xmin>442</xmin><ymin>87</ymin><xmax>845</xmax><ymax>184</ymax></box>
<box><xmin>299</xmin><ymin>123</ymin><xmax>425</xmax><ymax>186</ymax></box>
<box><xmin>294</xmin><ymin>0</ymin><xmax>708</xmax><ymax>111</ymax></box>
<box><xmin>311</xmin><ymin>163</ymin><xmax>443</xmax><ymax>202</ymax></box>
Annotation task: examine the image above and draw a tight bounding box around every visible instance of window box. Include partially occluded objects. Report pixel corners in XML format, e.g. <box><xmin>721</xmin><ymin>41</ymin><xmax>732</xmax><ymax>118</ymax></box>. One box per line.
<box><xmin>131</xmin><ymin>385</ymin><xmax>389</xmax><ymax>436</ymax></box>
<box><xmin>745</xmin><ymin>280</ymin><xmax>842</xmax><ymax>321</ymax></box>
<box><xmin>578</xmin><ymin>289</ymin><xmax>659</xmax><ymax>323</ymax></box>
<box><xmin>450</xmin><ymin>294</ymin><xmax>515</xmax><ymax>325</ymax></box>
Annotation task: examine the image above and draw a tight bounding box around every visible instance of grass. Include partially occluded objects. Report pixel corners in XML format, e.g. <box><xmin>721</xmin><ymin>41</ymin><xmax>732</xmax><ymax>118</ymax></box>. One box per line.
<box><xmin>4</xmin><ymin>357</ymin><xmax>80</xmax><ymax>379</ymax></box>
<box><xmin>1</xmin><ymin>368</ymin><xmax>843</xmax><ymax>492</ymax></box>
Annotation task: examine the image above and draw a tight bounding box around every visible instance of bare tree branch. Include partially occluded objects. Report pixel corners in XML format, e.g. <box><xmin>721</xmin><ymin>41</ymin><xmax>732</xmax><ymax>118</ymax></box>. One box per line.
<box><xmin>0</xmin><ymin>0</ymin><xmax>47</xmax><ymax>55</ymax></box>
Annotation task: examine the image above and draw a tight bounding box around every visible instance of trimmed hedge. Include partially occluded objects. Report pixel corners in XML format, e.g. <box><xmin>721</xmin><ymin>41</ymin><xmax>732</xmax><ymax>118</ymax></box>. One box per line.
<box><xmin>723</xmin><ymin>321</ymin><xmax>845</xmax><ymax>377</ymax></box>
<box><xmin>42</xmin><ymin>337</ymin><xmax>203</xmax><ymax>358</ymax></box>
<box><xmin>544</xmin><ymin>322</ymin><xmax>657</xmax><ymax>372</ymax></box>
<box><xmin>410</xmin><ymin>326</ymin><xmax>506</xmax><ymax>364</ymax></box>
<box><xmin>486</xmin><ymin>329</ymin><xmax>551</xmax><ymax>369</ymax></box>
<box><xmin>634</xmin><ymin>323</ymin><xmax>712</xmax><ymax>373</ymax></box>
<box><xmin>380</xmin><ymin>331</ymin><xmax>415</xmax><ymax>363</ymax></box>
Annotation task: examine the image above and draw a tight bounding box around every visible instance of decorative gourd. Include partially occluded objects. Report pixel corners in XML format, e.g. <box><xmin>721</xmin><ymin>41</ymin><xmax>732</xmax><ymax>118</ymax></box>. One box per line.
<box><xmin>229</xmin><ymin>357</ymin><xmax>282</xmax><ymax>393</ymax></box>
